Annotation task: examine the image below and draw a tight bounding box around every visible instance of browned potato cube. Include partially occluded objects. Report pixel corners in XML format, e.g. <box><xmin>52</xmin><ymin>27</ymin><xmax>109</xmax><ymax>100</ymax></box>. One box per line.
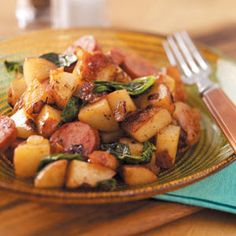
<box><xmin>23</xmin><ymin>79</ymin><xmax>49</xmax><ymax>117</ymax></box>
<box><xmin>78</xmin><ymin>98</ymin><xmax>119</xmax><ymax>132</ymax></box>
<box><xmin>88</xmin><ymin>151</ymin><xmax>119</xmax><ymax>170</ymax></box>
<box><xmin>66</xmin><ymin>160</ymin><xmax>116</xmax><ymax>188</ymax></box>
<box><xmin>24</xmin><ymin>57</ymin><xmax>57</xmax><ymax>85</ymax></box>
<box><xmin>8</xmin><ymin>78</ymin><xmax>26</xmax><ymax>107</ymax></box>
<box><xmin>14</xmin><ymin>135</ymin><xmax>50</xmax><ymax>177</ymax></box>
<box><xmin>34</xmin><ymin>160</ymin><xmax>68</xmax><ymax>188</ymax></box>
<box><xmin>119</xmin><ymin>137</ymin><xmax>143</xmax><ymax>156</ymax></box>
<box><xmin>11</xmin><ymin>108</ymin><xmax>36</xmax><ymax>139</ymax></box>
<box><xmin>122</xmin><ymin>108</ymin><xmax>172</xmax><ymax>142</ymax></box>
<box><xmin>36</xmin><ymin>105</ymin><xmax>61</xmax><ymax>138</ymax></box>
<box><xmin>49</xmin><ymin>68</ymin><xmax>78</xmax><ymax>108</ymax></box>
<box><xmin>122</xmin><ymin>165</ymin><xmax>157</xmax><ymax>186</ymax></box>
<box><xmin>156</xmin><ymin>125</ymin><xmax>181</xmax><ymax>169</ymax></box>
<box><xmin>107</xmin><ymin>89</ymin><xmax>136</xmax><ymax>121</ymax></box>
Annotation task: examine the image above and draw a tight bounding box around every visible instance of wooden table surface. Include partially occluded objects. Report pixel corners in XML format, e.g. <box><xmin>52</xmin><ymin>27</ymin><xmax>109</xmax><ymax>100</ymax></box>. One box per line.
<box><xmin>1</xmin><ymin>1</ymin><xmax>236</xmax><ymax>235</ymax></box>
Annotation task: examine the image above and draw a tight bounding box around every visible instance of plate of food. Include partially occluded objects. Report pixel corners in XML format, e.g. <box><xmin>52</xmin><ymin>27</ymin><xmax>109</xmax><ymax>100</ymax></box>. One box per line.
<box><xmin>0</xmin><ymin>28</ymin><xmax>234</xmax><ymax>204</ymax></box>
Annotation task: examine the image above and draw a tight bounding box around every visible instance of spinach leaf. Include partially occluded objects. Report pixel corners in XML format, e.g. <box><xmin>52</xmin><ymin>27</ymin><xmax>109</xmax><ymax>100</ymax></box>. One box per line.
<box><xmin>40</xmin><ymin>52</ymin><xmax>60</xmax><ymax>66</ymax></box>
<box><xmin>40</xmin><ymin>52</ymin><xmax>77</xmax><ymax>67</ymax></box>
<box><xmin>101</xmin><ymin>141</ymin><xmax>156</xmax><ymax>164</ymax></box>
<box><xmin>60</xmin><ymin>96</ymin><xmax>82</xmax><ymax>124</ymax></box>
<box><xmin>38</xmin><ymin>153</ymin><xmax>83</xmax><ymax>172</ymax></box>
<box><xmin>93</xmin><ymin>76</ymin><xmax>156</xmax><ymax>96</ymax></box>
<box><xmin>4</xmin><ymin>60</ymin><xmax>23</xmax><ymax>73</ymax></box>
<box><xmin>97</xmin><ymin>179</ymin><xmax>117</xmax><ymax>191</ymax></box>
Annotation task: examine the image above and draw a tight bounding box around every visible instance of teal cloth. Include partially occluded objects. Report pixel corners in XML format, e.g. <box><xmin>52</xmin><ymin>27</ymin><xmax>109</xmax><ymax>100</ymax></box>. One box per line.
<box><xmin>154</xmin><ymin>161</ymin><xmax>236</xmax><ymax>214</ymax></box>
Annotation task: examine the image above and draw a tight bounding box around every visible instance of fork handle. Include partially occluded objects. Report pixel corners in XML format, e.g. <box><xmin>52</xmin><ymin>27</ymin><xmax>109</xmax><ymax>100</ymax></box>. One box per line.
<box><xmin>203</xmin><ymin>87</ymin><xmax>236</xmax><ymax>153</ymax></box>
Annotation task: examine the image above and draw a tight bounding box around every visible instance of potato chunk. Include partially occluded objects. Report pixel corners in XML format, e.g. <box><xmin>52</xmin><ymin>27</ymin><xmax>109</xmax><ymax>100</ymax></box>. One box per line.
<box><xmin>11</xmin><ymin>109</ymin><xmax>36</xmax><ymax>139</ymax></box>
<box><xmin>119</xmin><ymin>138</ymin><xmax>143</xmax><ymax>156</ymax></box>
<box><xmin>122</xmin><ymin>108</ymin><xmax>172</xmax><ymax>142</ymax></box>
<box><xmin>135</xmin><ymin>82</ymin><xmax>174</xmax><ymax>113</ymax></box>
<box><xmin>122</xmin><ymin>165</ymin><xmax>157</xmax><ymax>186</ymax></box>
<box><xmin>36</xmin><ymin>105</ymin><xmax>61</xmax><ymax>138</ymax></box>
<box><xmin>66</xmin><ymin>160</ymin><xmax>116</xmax><ymax>188</ymax></box>
<box><xmin>24</xmin><ymin>57</ymin><xmax>57</xmax><ymax>85</ymax></box>
<box><xmin>14</xmin><ymin>135</ymin><xmax>50</xmax><ymax>177</ymax></box>
<box><xmin>156</xmin><ymin>125</ymin><xmax>181</xmax><ymax>169</ymax></box>
<box><xmin>23</xmin><ymin>79</ymin><xmax>49</xmax><ymax>117</ymax></box>
<box><xmin>34</xmin><ymin>160</ymin><xmax>68</xmax><ymax>188</ymax></box>
<box><xmin>88</xmin><ymin>151</ymin><xmax>119</xmax><ymax>170</ymax></box>
<box><xmin>107</xmin><ymin>89</ymin><xmax>136</xmax><ymax>122</ymax></box>
<box><xmin>49</xmin><ymin>68</ymin><xmax>78</xmax><ymax>108</ymax></box>
<box><xmin>78</xmin><ymin>98</ymin><xmax>119</xmax><ymax>132</ymax></box>
<box><xmin>8</xmin><ymin>78</ymin><xmax>26</xmax><ymax>107</ymax></box>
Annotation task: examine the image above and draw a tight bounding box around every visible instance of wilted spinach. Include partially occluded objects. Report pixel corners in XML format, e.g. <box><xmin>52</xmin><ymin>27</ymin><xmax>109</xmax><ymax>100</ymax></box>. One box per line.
<box><xmin>40</xmin><ymin>52</ymin><xmax>77</xmax><ymax>67</ymax></box>
<box><xmin>97</xmin><ymin>179</ymin><xmax>117</xmax><ymax>191</ymax></box>
<box><xmin>38</xmin><ymin>153</ymin><xmax>83</xmax><ymax>172</ymax></box>
<box><xmin>4</xmin><ymin>60</ymin><xmax>23</xmax><ymax>73</ymax></box>
<box><xmin>101</xmin><ymin>141</ymin><xmax>156</xmax><ymax>164</ymax></box>
<box><xmin>60</xmin><ymin>96</ymin><xmax>82</xmax><ymax>124</ymax></box>
<box><xmin>93</xmin><ymin>76</ymin><xmax>156</xmax><ymax>96</ymax></box>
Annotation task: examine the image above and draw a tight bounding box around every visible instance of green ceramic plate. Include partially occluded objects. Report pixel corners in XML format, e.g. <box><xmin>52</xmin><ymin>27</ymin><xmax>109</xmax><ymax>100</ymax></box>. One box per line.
<box><xmin>0</xmin><ymin>28</ymin><xmax>234</xmax><ymax>204</ymax></box>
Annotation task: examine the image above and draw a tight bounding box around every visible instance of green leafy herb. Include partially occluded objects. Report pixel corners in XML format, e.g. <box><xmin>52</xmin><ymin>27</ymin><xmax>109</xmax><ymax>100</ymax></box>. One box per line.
<box><xmin>4</xmin><ymin>60</ymin><xmax>23</xmax><ymax>73</ymax></box>
<box><xmin>40</xmin><ymin>52</ymin><xmax>60</xmax><ymax>66</ymax></box>
<box><xmin>93</xmin><ymin>76</ymin><xmax>156</xmax><ymax>96</ymax></box>
<box><xmin>40</xmin><ymin>52</ymin><xmax>77</xmax><ymax>67</ymax></box>
<box><xmin>38</xmin><ymin>153</ymin><xmax>83</xmax><ymax>172</ymax></box>
<box><xmin>97</xmin><ymin>179</ymin><xmax>117</xmax><ymax>191</ymax></box>
<box><xmin>101</xmin><ymin>141</ymin><xmax>156</xmax><ymax>164</ymax></box>
<box><xmin>60</xmin><ymin>96</ymin><xmax>82</xmax><ymax>124</ymax></box>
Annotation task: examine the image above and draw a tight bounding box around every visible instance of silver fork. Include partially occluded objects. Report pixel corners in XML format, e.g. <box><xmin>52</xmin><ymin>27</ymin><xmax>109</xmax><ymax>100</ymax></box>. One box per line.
<box><xmin>164</xmin><ymin>31</ymin><xmax>236</xmax><ymax>153</ymax></box>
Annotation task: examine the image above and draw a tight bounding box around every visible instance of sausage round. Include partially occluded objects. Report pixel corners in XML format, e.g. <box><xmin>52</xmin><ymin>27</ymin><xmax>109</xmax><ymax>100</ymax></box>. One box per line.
<box><xmin>50</xmin><ymin>121</ymin><xmax>100</xmax><ymax>156</ymax></box>
<box><xmin>122</xmin><ymin>53</ymin><xmax>159</xmax><ymax>78</ymax></box>
<box><xmin>0</xmin><ymin>116</ymin><xmax>17</xmax><ymax>151</ymax></box>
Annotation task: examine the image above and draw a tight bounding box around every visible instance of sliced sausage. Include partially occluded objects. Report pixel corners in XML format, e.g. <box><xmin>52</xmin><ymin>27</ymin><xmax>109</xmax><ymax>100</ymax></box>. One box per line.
<box><xmin>108</xmin><ymin>47</ymin><xmax>158</xmax><ymax>78</ymax></box>
<box><xmin>0</xmin><ymin>116</ymin><xmax>17</xmax><ymax>151</ymax></box>
<box><xmin>64</xmin><ymin>35</ymin><xmax>101</xmax><ymax>55</ymax></box>
<box><xmin>122</xmin><ymin>53</ymin><xmax>158</xmax><ymax>78</ymax></box>
<box><xmin>50</xmin><ymin>121</ymin><xmax>100</xmax><ymax>156</ymax></box>
<box><xmin>108</xmin><ymin>47</ymin><xmax>125</xmax><ymax>66</ymax></box>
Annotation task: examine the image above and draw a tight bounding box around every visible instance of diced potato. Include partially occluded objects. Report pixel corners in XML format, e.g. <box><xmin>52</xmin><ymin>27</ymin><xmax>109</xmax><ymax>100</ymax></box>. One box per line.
<box><xmin>11</xmin><ymin>108</ymin><xmax>36</xmax><ymax>139</ymax></box>
<box><xmin>66</xmin><ymin>160</ymin><xmax>116</xmax><ymax>188</ymax></box>
<box><xmin>122</xmin><ymin>108</ymin><xmax>172</xmax><ymax>142</ymax></box>
<box><xmin>49</xmin><ymin>68</ymin><xmax>78</xmax><ymax>108</ymax></box>
<box><xmin>88</xmin><ymin>151</ymin><xmax>119</xmax><ymax>170</ymax></box>
<box><xmin>24</xmin><ymin>57</ymin><xmax>57</xmax><ymax>85</ymax></box>
<box><xmin>107</xmin><ymin>89</ymin><xmax>136</xmax><ymax>121</ymax></box>
<box><xmin>14</xmin><ymin>135</ymin><xmax>50</xmax><ymax>177</ymax></box>
<box><xmin>122</xmin><ymin>165</ymin><xmax>157</xmax><ymax>186</ymax></box>
<box><xmin>36</xmin><ymin>105</ymin><xmax>61</xmax><ymax>138</ymax></box>
<box><xmin>8</xmin><ymin>78</ymin><xmax>26</xmax><ymax>107</ymax></box>
<box><xmin>78</xmin><ymin>98</ymin><xmax>119</xmax><ymax>132</ymax></box>
<box><xmin>34</xmin><ymin>160</ymin><xmax>68</xmax><ymax>188</ymax></box>
<box><xmin>100</xmin><ymin>129</ymin><xmax>124</xmax><ymax>143</ymax></box>
<box><xmin>23</xmin><ymin>79</ymin><xmax>49</xmax><ymax>117</ymax></box>
<box><xmin>119</xmin><ymin>137</ymin><xmax>143</xmax><ymax>156</ymax></box>
<box><xmin>156</xmin><ymin>125</ymin><xmax>181</xmax><ymax>169</ymax></box>
<box><xmin>135</xmin><ymin>82</ymin><xmax>174</xmax><ymax>113</ymax></box>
